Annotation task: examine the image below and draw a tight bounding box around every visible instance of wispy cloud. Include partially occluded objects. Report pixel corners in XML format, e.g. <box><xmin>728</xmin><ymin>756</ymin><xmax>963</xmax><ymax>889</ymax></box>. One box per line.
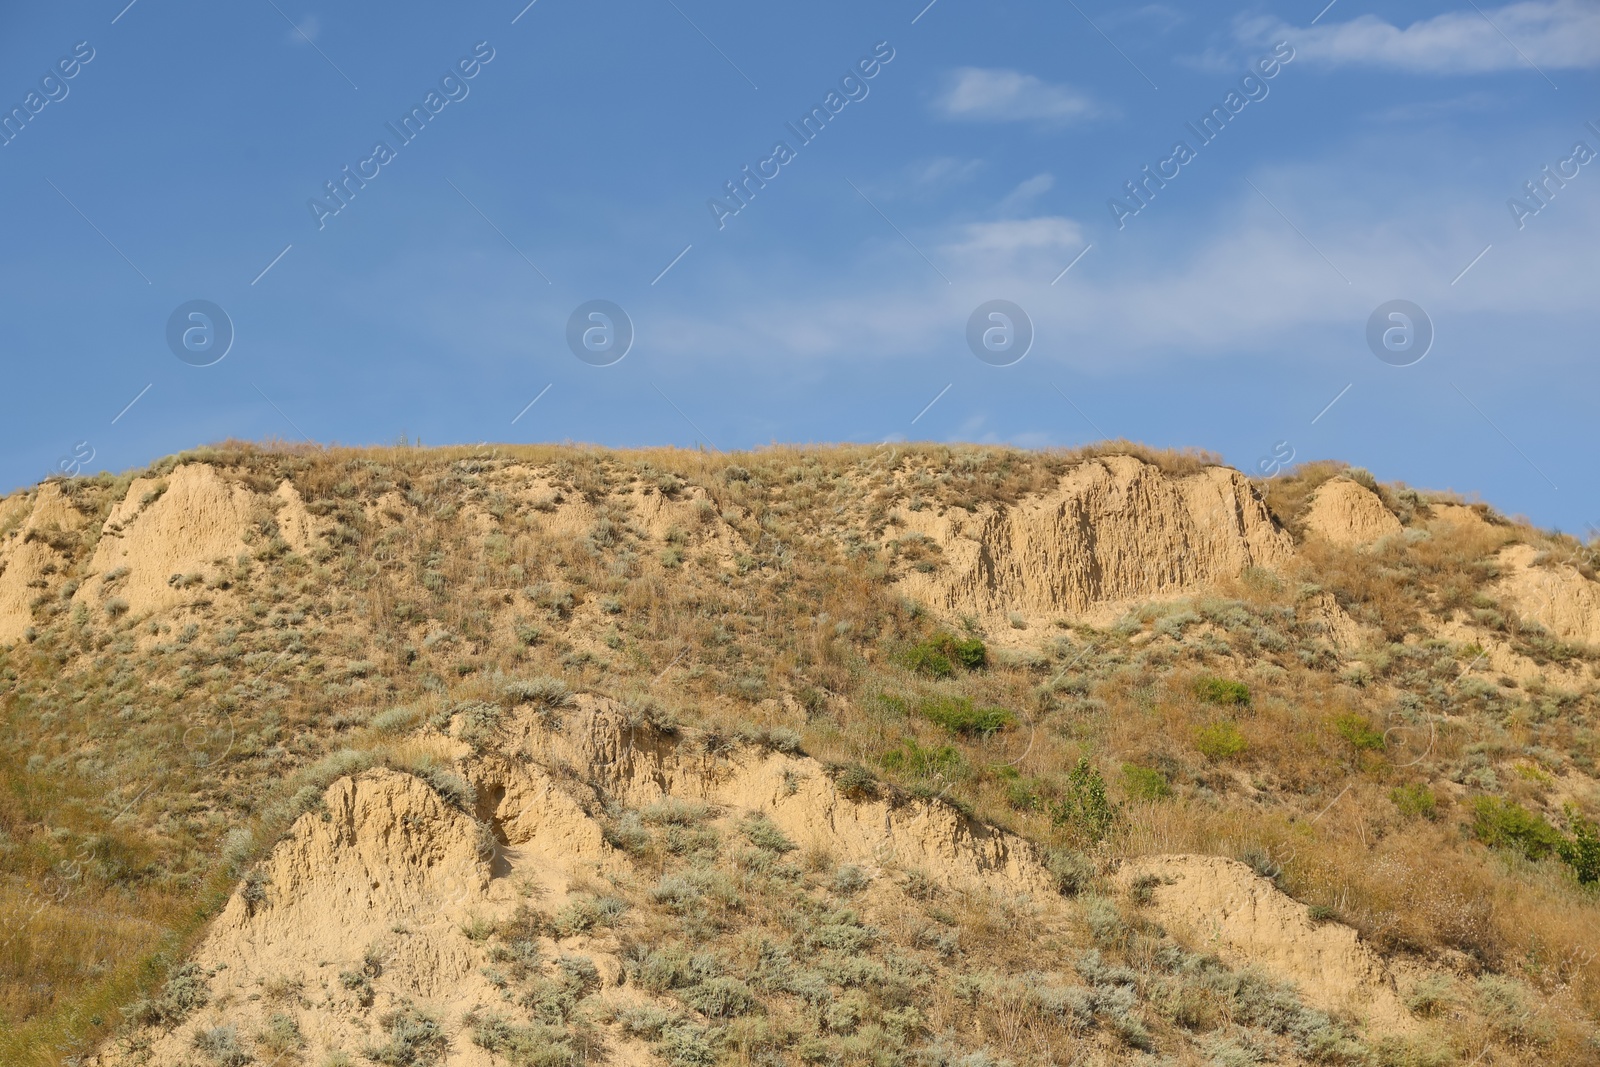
<box><xmin>1238</xmin><ymin>1</ymin><xmax>1600</xmax><ymax>73</ymax></box>
<box><xmin>995</xmin><ymin>173</ymin><xmax>1054</xmax><ymax>216</ymax></box>
<box><xmin>933</xmin><ymin>68</ymin><xmax>1101</xmax><ymax>123</ymax></box>
<box><xmin>939</xmin><ymin>214</ymin><xmax>1082</xmax><ymax>272</ymax></box>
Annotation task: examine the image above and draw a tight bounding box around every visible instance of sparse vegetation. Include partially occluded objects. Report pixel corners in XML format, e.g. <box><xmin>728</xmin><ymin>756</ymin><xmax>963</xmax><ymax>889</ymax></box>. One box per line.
<box><xmin>1</xmin><ymin>442</ymin><xmax>1597</xmax><ymax>1067</ymax></box>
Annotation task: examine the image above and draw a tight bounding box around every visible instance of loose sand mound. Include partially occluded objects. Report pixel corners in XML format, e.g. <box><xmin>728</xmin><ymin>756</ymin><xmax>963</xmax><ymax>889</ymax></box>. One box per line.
<box><xmin>1494</xmin><ymin>543</ymin><xmax>1600</xmax><ymax>647</ymax></box>
<box><xmin>78</xmin><ymin>464</ymin><xmax>256</xmax><ymax>617</ymax></box>
<box><xmin>1302</xmin><ymin>480</ymin><xmax>1402</xmax><ymax>548</ymax></box>
<box><xmin>1121</xmin><ymin>854</ymin><xmax>1412</xmax><ymax>1030</ymax></box>
<box><xmin>892</xmin><ymin>455</ymin><xmax>1292</xmax><ymax>621</ymax></box>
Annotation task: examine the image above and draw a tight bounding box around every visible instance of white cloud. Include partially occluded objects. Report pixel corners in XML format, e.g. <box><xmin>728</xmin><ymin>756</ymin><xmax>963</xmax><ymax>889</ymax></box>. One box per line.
<box><xmin>1238</xmin><ymin>1</ymin><xmax>1600</xmax><ymax>73</ymax></box>
<box><xmin>933</xmin><ymin>68</ymin><xmax>1100</xmax><ymax>123</ymax></box>
<box><xmin>940</xmin><ymin>215</ymin><xmax>1083</xmax><ymax>274</ymax></box>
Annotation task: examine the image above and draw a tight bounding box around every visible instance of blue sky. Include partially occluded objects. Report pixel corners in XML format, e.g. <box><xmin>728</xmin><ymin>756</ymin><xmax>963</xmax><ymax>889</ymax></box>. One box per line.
<box><xmin>2</xmin><ymin>0</ymin><xmax>1596</xmax><ymax>533</ymax></box>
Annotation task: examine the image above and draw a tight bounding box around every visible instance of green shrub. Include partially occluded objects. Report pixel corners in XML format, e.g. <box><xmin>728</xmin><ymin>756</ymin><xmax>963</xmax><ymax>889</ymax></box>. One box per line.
<box><xmin>1193</xmin><ymin>676</ymin><xmax>1250</xmax><ymax>706</ymax></box>
<box><xmin>683</xmin><ymin>976</ymin><xmax>758</xmax><ymax>1018</ymax></box>
<box><xmin>1390</xmin><ymin>783</ymin><xmax>1437</xmax><ymax>820</ymax></box>
<box><xmin>830</xmin><ymin>762</ymin><xmax>880</xmax><ymax>801</ymax></box>
<box><xmin>900</xmin><ymin>631</ymin><xmax>987</xmax><ymax>676</ymax></box>
<box><xmin>1471</xmin><ymin>796</ymin><xmax>1565</xmax><ymax>860</ymax></box>
<box><xmin>900</xmin><ymin>643</ymin><xmax>952</xmax><ymax>678</ymax></box>
<box><xmin>550</xmin><ymin>894</ymin><xmax>628</xmax><ymax>937</ymax></box>
<box><xmin>881</xmin><ymin>738</ymin><xmax>964</xmax><ymax>780</ymax></box>
<box><xmin>641</xmin><ymin>797</ymin><xmax>711</xmax><ymax>826</ymax></box>
<box><xmin>1051</xmin><ymin>759</ymin><xmax>1117</xmax><ymax>845</ymax></box>
<box><xmin>1404</xmin><ymin>974</ymin><xmax>1456</xmax><ymax>1018</ymax></box>
<box><xmin>1121</xmin><ymin>763</ymin><xmax>1171</xmax><ymax>801</ymax></box>
<box><xmin>949</xmin><ymin>636</ymin><xmax>988</xmax><ymax>670</ymax></box>
<box><xmin>1558</xmin><ymin>806</ymin><xmax>1600</xmax><ymax>885</ymax></box>
<box><xmin>412</xmin><ymin>765</ymin><xmax>475</xmax><ymax>811</ymax></box>
<box><xmin>1003</xmin><ymin>774</ymin><xmax>1045</xmax><ymax>812</ymax></box>
<box><xmin>1333</xmin><ymin>713</ymin><xmax>1385</xmax><ymax>751</ymax></box>
<box><xmin>453</xmin><ymin>700</ymin><xmax>504</xmax><ymax>751</ymax></box>
<box><xmin>916</xmin><ymin>696</ymin><xmax>1015</xmax><ymax>737</ymax></box>
<box><xmin>1195</xmin><ymin>721</ymin><xmax>1247</xmax><ymax>760</ymax></box>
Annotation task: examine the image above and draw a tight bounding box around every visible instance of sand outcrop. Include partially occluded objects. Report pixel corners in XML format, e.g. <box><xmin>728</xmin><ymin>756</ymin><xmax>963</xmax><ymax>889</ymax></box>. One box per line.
<box><xmin>892</xmin><ymin>456</ymin><xmax>1292</xmax><ymax>621</ymax></box>
<box><xmin>77</xmin><ymin>464</ymin><xmax>256</xmax><ymax>618</ymax></box>
<box><xmin>94</xmin><ymin>697</ymin><xmax>1435</xmax><ymax>1066</ymax></box>
<box><xmin>0</xmin><ymin>483</ymin><xmax>90</xmax><ymax>644</ymax></box>
<box><xmin>1302</xmin><ymin>480</ymin><xmax>1402</xmax><ymax>548</ymax></box>
<box><xmin>1121</xmin><ymin>854</ymin><xmax>1412</xmax><ymax>1030</ymax></box>
<box><xmin>516</xmin><ymin>696</ymin><xmax>1055</xmax><ymax>896</ymax></box>
<box><xmin>1493</xmin><ymin>543</ymin><xmax>1600</xmax><ymax>647</ymax></box>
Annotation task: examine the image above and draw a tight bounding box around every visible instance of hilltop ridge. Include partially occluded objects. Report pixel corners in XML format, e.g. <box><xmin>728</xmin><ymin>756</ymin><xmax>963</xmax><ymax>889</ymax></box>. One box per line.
<box><xmin>2</xmin><ymin>441</ymin><xmax>1598</xmax><ymax>1066</ymax></box>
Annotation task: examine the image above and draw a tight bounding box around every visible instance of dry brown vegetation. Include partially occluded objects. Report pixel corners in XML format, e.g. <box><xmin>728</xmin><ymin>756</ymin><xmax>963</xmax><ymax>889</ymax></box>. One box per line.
<box><xmin>1</xmin><ymin>441</ymin><xmax>1598</xmax><ymax>1065</ymax></box>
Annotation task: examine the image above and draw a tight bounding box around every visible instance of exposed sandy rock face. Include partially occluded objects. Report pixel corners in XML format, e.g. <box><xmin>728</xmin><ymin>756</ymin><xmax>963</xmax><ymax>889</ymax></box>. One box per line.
<box><xmin>92</xmin><ymin>703</ymin><xmax>1058</xmax><ymax>1066</ymax></box>
<box><xmin>1427</xmin><ymin>502</ymin><xmax>1491</xmax><ymax>532</ymax></box>
<box><xmin>0</xmin><ymin>484</ymin><xmax>90</xmax><ymax>644</ymax></box>
<box><xmin>1302</xmin><ymin>480</ymin><xmax>1402</xmax><ymax>548</ymax></box>
<box><xmin>1121</xmin><ymin>855</ymin><xmax>1412</xmax><ymax>1031</ymax></box>
<box><xmin>88</xmin><ymin>770</ymin><xmax>497</xmax><ymax>1067</ymax></box>
<box><xmin>519</xmin><ymin>697</ymin><xmax>1055</xmax><ymax>896</ymax></box>
<box><xmin>92</xmin><ymin>699</ymin><xmax>1443</xmax><ymax>1065</ymax></box>
<box><xmin>1494</xmin><ymin>543</ymin><xmax>1600</xmax><ymax>647</ymax></box>
<box><xmin>1431</xmin><ymin>617</ymin><xmax>1593</xmax><ymax>689</ymax></box>
<box><xmin>78</xmin><ymin>464</ymin><xmax>255</xmax><ymax>618</ymax></box>
<box><xmin>1302</xmin><ymin>590</ymin><xmax>1372</xmax><ymax>654</ymax></box>
<box><xmin>272</xmin><ymin>480</ymin><xmax>321</xmax><ymax>555</ymax></box>
<box><xmin>892</xmin><ymin>456</ymin><xmax>1292</xmax><ymax>621</ymax></box>
<box><xmin>496</xmin><ymin>467</ymin><xmax>597</xmax><ymax>540</ymax></box>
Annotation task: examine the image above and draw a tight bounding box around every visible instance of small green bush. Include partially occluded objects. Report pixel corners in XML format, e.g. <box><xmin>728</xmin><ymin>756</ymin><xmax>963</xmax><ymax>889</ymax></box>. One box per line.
<box><xmin>1390</xmin><ymin>783</ymin><xmax>1438</xmax><ymax>820</ymax></box>
<box><xmin>1195</xmin><ymin>721</ymin><xmax>1247</xmax><ymax>760</ymax></box>
<box><xmin>1472</xmin><ymin>796</ymin><xmax>1565</xmax><ymax>860</ymax></box>
<box><xmin>830</xmin><ymin>762</ymin><xmax>880</xmax><ymax>801</ymax></box>
<box><xmin>1193</xmin><ymin>676</ymin><xmax>1250</xmax><ymax>705</ymax></box>
<box><xmin>916</xmin><ymin>696</ymin><xmax>1014</xmax><ymax>737</ymax></box>
<box><xmin>1051</xmin><ymin>759</ymin><xmax>1118</xmax><ymax>845</ymax></box>
<box><xmin>881</xmin><ymin>738</ymin><xmax>964</xmax><ymax>780</ymax></box>
<box><xmin>1121</xmin><ymin>763</ymin><xmax>1171</xmax><ymax>801</ymax></box>
<box><xmin>1333</xmin><ymin>713</ymin><xmax>1385</xmax><ymax>751</ymax></box>
<box><xmin>1558</xmin><ymin>806</ymin><xmax>1600</xmax><ymax>885</ymax></box>
<box><xmin>900</xmin><ymin>631</ymin><xmax>987</xmax><ymax>676</ymax></box>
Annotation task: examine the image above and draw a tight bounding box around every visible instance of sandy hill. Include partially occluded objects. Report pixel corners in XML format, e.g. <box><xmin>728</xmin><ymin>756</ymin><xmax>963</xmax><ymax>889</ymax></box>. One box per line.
<box><xmin>1</xmin><ymin>442</ymin><xmax>1597</xmax><ymax>1067</ymax></box>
